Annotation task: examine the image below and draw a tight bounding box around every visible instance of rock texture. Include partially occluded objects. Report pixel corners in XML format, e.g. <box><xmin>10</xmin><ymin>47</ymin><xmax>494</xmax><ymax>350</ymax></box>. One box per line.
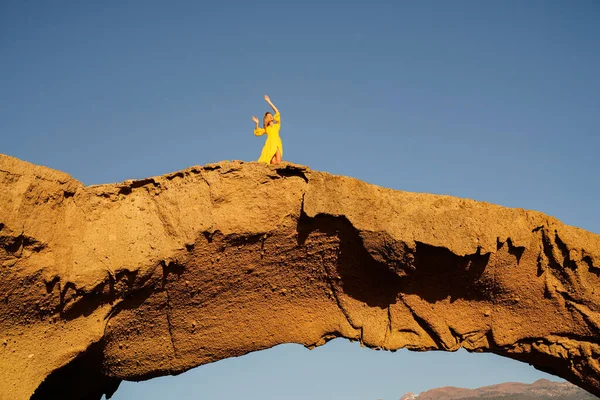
<box><xmin>1</xmin><ymin>153</ymin><xmax>599</xmax><ymax>400</ymax></box>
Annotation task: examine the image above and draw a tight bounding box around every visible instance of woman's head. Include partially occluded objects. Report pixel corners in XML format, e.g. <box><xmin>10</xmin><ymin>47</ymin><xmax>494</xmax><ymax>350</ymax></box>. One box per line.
<box><xmin>263</xmin><ymin>112</ymin><xmax>274</xmax><ymax>128</ymax></box>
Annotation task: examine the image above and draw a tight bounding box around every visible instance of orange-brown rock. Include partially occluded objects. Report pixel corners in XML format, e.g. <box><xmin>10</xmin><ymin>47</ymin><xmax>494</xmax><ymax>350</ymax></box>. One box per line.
<box><xmin>1</xmin><ymin>153</ymin><xmax>599</xmax><ymax>400</ymax></box>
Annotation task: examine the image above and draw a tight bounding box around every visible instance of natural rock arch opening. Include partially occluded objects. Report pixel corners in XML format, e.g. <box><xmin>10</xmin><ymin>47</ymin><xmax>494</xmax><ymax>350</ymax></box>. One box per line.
<box><xmin>106</xmin><ymin>341</ymin><xmax>569</xmax><ymax>400</ymax></box>
<box><xmin>1</xmin><ymin>154</ymin><xmax>599</xmax><ymax>399</ymax></box>
<box><xmin>33</xmin><ymin>340</ymin><xmax>568</xmax><ymax>400</ymax></box>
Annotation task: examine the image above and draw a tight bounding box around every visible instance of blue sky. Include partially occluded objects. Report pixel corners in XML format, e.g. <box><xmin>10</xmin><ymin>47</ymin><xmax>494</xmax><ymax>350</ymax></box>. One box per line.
<box><xmin>1</xmin><ymin>1</ymin><xmax>599</xmax><ymax>398</ymax></box>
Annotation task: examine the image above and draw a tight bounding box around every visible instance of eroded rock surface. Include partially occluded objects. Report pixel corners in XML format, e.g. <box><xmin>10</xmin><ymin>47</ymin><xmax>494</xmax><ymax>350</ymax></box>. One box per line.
<box><xmin>1</xmin><ymin>154</ymin><xmax>599</xmax><ymax>400</ymax></box>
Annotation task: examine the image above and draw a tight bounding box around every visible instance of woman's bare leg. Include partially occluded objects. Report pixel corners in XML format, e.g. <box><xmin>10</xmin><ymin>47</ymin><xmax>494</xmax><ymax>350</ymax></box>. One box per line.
<box><xmin>270</xmin><ymin>148</ymin><xmax>282</xmax><ymax>164</ymax></box>
<box><xmin>275</xmin><ymin>147</ymin><xmax>282</xmax><ymax>163</ymax></box>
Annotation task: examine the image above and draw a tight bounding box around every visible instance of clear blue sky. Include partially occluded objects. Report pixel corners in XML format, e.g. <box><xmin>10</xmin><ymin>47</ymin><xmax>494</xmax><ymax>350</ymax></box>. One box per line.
<box><xmin>1</xmin><ymin>1</ymin><xmax>599</xmax><ymax>399</ymax></box>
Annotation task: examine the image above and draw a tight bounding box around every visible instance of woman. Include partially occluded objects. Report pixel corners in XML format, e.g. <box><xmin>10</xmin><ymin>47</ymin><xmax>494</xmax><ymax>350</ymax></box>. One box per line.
<box><xmin>252</xmin><ymin>95</ymin><xmax>282</xmax><ymax>164</ymax></box>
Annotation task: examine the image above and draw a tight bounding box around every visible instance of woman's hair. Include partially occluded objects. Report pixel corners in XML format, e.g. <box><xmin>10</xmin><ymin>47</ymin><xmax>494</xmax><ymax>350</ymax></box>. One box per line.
<box><xmin>263</xmin><ymin>112</ymin><xmax>273</xmax><ymax>128</ymax></box>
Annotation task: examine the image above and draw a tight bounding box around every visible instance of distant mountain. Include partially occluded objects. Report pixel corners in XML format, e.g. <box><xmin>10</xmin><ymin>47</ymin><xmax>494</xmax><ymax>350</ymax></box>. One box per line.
<box><xmin>399</xmin><ymin>379</ymin><xmax>597</xmax><ymax>400</ymax></box>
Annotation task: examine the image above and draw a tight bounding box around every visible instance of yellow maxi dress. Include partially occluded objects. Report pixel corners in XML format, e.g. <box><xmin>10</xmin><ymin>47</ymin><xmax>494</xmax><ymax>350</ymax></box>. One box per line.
<box><xmin>254</xmin><ymin>112</ymin><xmax>283</xmax><ymax>163</ymax></box>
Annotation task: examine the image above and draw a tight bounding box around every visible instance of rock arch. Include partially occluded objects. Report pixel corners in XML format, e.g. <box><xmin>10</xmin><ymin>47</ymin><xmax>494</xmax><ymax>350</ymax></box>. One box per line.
<box><xmin>1</xmin><ymin>154</ymin><xmax>599</xmax><ymax>399</ymax></box>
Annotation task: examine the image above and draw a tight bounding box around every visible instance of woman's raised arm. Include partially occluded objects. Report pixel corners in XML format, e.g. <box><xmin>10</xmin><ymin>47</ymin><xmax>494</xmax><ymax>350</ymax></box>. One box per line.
<box><xmin>252</xmin><ymin>115</ymin><xmax>265</xmax><ymax>136</ymax></box>
<box><xmin>264</xmin><ymin>95</ymin><xmax>279</xmax><ymax>115</ymax></box>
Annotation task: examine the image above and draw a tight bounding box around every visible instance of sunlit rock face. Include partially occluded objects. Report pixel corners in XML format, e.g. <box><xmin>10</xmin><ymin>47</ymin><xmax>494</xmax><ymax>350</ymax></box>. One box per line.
<box><xmin>1</xmin><ymin>153</ymin><xmax>599</xmax><ymax>400</ymax></box>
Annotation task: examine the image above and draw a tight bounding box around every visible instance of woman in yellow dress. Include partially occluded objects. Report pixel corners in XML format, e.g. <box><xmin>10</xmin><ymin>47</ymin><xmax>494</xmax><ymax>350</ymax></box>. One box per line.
<box><xmin>252</xmin><ymin>95</ymin><xmax>283</xmax><ymax>164</ymax></box>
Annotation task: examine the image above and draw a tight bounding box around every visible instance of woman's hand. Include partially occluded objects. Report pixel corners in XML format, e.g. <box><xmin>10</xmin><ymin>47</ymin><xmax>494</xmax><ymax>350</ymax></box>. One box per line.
<box><xmin>252</xmin><ymin>116</ymin><xmax>259</xmax><ymax>125</ymax></box>
<box><xmin>264</xmin><ymin>95</ymin><xmax>279</xmax><ymax>114</ymax></box>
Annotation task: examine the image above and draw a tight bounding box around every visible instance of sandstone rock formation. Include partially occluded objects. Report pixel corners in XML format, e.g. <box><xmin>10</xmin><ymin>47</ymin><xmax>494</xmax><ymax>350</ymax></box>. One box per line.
<box><xmin>1</xmin><ymin>154</ymin><xmax>599</xmax><ymax>400</ymax></box>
